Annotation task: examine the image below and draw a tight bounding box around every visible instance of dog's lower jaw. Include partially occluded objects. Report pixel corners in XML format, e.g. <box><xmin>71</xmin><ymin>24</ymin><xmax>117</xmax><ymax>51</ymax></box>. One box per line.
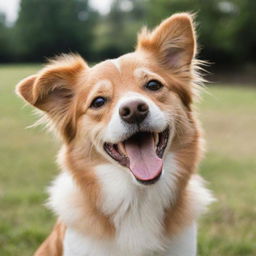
<box><xmin>103</xmin><ymin>127</ymin><xmax>170</xmax><ymax>184</ymax></box>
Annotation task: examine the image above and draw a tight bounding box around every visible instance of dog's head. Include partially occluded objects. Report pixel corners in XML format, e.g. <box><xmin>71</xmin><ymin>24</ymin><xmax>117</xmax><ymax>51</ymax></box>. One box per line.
<box><xmin>16</xmin><ymin>13</ymin><xmax>202</xmax><ymax>185</ymax></box>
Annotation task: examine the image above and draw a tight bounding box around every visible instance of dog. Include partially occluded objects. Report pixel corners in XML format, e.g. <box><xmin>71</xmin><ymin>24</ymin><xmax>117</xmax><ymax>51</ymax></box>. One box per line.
<box><xmin>16</xmin><ymin>13</ymin><xmax>214</xmax><ymax>256</ymax></box>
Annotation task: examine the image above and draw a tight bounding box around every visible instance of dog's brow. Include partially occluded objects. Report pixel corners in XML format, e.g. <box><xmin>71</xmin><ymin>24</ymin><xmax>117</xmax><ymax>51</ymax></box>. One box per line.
<box><xmin>134</xmin><ymin>67</ymin><xmax>157</xmax><ymax>79</ymax></box>
<box><xmin>110</xmin><ymin>58</ymin><xmax>121</xmax><ymax>73</ymax></box>
<box><xmin>94</xmin><ymin>79</ymin><xmax>112</xmax><ymax>91</ymax></box>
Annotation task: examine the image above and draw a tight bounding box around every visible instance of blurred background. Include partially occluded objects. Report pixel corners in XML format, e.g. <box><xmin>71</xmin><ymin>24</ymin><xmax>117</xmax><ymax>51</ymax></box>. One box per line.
<box><xmin>0</xmin><ymin>0</ymin><xmax>255</xmax><ymax>255</ymax></box>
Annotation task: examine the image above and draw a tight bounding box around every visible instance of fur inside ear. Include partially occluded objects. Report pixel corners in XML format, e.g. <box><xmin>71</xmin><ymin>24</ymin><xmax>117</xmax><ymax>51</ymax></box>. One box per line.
<box><xmin>137</xmin><ymin>13</ymin><xmax>196</xmax><ymax>70</ymax></box>
<box><xmin>16</xmin><ymin>54</ymin><xmax>88</xmax><ymax>142</ymax></box>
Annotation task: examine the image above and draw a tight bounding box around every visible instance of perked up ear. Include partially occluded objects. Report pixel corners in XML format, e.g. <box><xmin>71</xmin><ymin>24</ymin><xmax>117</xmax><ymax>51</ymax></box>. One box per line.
<box><xmin>137</xmin><ymin>13</ymin><xmax>196</xmax><ymax>70</ymax></box>
<box><xmin>16</xmin><ymin>54</ymin><xmax>88</xmax><ymax>141</ymax></box>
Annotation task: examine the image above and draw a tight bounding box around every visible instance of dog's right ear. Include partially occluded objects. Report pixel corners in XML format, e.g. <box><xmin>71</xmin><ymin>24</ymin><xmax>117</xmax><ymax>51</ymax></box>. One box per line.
<box><xmin>16</xmin><ymin>54</ymin><xmax>87</xmax><ymax>113</ymax></box>
<box><xmin>16</xmin><ymin>54</ymin><xmax>88</xmax><ymax>141</ymax></box>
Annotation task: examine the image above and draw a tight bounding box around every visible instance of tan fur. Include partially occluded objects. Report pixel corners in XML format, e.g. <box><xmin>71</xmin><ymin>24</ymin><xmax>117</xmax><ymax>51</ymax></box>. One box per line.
<box><xmin>17</xmin><ymin>13</ymin><xmax>205</xmax><ymax>255</ymax></box>
<box><xmin>64</xmin><ymin>146</ymin><xmax>115</xmax><ymax>238</ymax></box>
<box><xmin>34</xmin><ymin>221</ymin><xmax>66</xmax><ymax>256</ymax></box>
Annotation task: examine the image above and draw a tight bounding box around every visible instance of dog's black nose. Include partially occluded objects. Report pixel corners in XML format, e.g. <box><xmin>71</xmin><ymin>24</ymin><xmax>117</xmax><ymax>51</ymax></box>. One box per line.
<box><xmin>119</xmin><ymin>100</ymin><xmax>149</xmax><ymax>124</ymax></box>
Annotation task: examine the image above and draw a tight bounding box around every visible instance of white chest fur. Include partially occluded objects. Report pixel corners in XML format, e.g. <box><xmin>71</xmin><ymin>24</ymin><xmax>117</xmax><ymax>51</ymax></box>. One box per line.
<box><xmin>48</xmin><ymin>154</ymin><xmax>214</xmax><ymax>256</ymax></box>
<box><xmin>63</xmin><ymin>223</ymin><xmax>197</xmax><ymax>256</ymax></box>
<box><xmin>92</xmin><ymin>154</ymin><xmax>178</xmax><ymax>255</ymax></box>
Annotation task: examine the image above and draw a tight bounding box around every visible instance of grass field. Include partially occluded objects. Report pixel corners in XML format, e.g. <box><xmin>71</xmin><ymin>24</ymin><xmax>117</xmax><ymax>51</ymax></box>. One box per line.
<box><xmin>0</xmin><ymin>65</ymin><xmax>255</xmax><ymax>256</ymax></box>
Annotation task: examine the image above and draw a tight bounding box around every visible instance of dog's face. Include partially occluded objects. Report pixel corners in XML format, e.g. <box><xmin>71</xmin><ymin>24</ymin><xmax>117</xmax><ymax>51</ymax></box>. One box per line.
<box><xmin>16</xmin><ymin>13</ymin><xmax>199</xmax><ymax>185</ymax></box>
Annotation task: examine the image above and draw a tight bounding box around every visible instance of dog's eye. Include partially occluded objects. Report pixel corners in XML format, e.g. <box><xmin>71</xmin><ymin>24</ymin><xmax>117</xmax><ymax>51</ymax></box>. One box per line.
<box><xmin>145</xmin><ymin>80</ymin><xmax>163</xmax><ymax>91</ymax></box>
<box><xmin>90</xmin><ymin>97</ymin><xmax>107</xmax><ymax>109</ymax></box>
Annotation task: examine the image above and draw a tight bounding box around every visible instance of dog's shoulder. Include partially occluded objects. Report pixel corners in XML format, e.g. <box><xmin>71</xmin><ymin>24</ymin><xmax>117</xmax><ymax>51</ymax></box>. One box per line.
<box><xmin>34</xmin><ymin>220</ymin><xmax>66</xmax><ymax>256</ymax></box>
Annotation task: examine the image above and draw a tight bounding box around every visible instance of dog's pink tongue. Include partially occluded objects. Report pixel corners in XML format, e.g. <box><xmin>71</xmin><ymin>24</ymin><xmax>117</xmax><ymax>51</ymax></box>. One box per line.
<box><xmin>124</xmin><ymin>133</ymin><xmax>162</xmax><ymax>181</ymax></box>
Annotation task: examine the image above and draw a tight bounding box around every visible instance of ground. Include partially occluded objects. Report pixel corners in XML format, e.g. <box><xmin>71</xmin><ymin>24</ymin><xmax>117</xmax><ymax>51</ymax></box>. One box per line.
<box><xmin>0</xmin><ymin>65</ymin><xmax>255</xmax><ymax>256</ymax></box>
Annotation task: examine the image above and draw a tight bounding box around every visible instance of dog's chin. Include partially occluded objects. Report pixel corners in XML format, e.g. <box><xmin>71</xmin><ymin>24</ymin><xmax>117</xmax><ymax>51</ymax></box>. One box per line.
<box><xmin>103</xmin><ymin>127</ymin><xmax>169</xmax><ymax>185</ymax></box>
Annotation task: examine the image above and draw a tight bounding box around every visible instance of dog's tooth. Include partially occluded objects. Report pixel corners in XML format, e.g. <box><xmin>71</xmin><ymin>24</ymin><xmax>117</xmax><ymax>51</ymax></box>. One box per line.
<box><xmin>118</xmin><ymin>143</ymin><xmax>127</xmax><ymax>156</ymax></box>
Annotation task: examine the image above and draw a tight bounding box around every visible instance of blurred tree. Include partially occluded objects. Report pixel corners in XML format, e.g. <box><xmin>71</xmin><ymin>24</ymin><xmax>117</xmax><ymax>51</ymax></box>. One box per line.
<box><xmin>0</xmin><ymin>0</ymin><xmax>256</xmax><ymax>68</ymax></box>
<box><xmin>15</xmin><ymin>0</ymin><xmax>99</xmax><ymax>62</ymax></box>
<box><xmin>0</xmin><ymin>12</ymin><xmax>10</xmax><ymax>62</ymax></box>
<box><xmin>144</xmin><ymin>0</ymin><xmax>256</xmax><ymax>67</ymax></box>
<box><xmin>234</xmin><ymin>0</ymin><xmax>256</xmax><ymax>63</ymax></box>
<box><xmin>93</xmin><ymin>0</ymin><xmax>146</xmax><ymax>60</ymax></box>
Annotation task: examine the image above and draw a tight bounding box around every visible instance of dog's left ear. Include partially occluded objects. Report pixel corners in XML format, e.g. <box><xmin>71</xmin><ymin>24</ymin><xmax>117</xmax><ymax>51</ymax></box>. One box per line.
<box><xmin>137</xmin><ymin>13</ymin><xmax>196</xmax><ymax>70</ymax></box>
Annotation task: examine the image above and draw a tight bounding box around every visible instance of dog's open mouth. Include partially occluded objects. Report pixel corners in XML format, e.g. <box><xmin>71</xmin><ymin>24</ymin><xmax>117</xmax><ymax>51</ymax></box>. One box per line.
<box><xmin>104</xmin><ymin>127</ymin><xmax>169</xmax><ymax>184</ymax></box>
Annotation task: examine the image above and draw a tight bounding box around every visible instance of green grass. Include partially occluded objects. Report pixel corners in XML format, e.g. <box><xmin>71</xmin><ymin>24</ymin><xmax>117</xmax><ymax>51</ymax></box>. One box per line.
<box><xmin>0</xmin><ymin>65</ymin><xmax>255</xmax><ymax>256</ymax></box>
<box><xmin>198</xmin><ymin>86</ymin><xmax>256</xmax><ymax>256</ymax></box>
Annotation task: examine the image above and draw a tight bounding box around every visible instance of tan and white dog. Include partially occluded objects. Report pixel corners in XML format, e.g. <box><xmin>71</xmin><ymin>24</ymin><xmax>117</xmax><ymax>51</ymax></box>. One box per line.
<box><xmin>16</xmin><ymin>13</ymin><xmax>214</xmax><ymax>256</ymax></box>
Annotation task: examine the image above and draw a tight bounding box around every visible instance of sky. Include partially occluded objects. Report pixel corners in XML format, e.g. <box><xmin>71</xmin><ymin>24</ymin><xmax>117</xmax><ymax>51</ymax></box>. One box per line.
<box><xmin>0</xmin><ymin>0</ymin><xmax>113</xmax><ymax>24</ymax></box>
<box><xmin>0</xmin><ymin>0</ymin><xmax>20</xmax><ymax>24</ymax></box>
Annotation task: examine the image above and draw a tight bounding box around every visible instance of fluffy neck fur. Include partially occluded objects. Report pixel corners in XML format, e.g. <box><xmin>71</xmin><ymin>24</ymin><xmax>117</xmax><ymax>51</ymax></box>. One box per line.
<box><xmin>47</xmin><ymin>151</ymin><xmax>213</xmax><ymax>255</ymax></box>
